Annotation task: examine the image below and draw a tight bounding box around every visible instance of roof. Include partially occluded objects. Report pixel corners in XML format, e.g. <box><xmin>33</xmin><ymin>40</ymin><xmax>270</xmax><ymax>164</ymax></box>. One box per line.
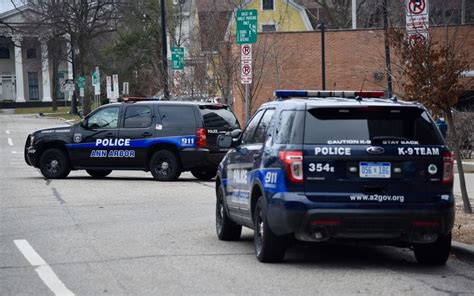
<box><xmin>262</xmin><ymin>97</ymin><xmax>420</xmax><ymax>109</ymax></box>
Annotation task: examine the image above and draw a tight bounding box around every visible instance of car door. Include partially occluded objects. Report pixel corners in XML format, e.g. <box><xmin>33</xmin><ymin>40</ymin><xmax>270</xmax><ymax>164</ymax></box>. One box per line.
<box><xmin>70</xmin><ymin>105</ymin><xmax>121</xmax><ymax>167</ymax></box>
<box><xmin>237</xmin><ymin>108</ymin><xmax>275</xmax><ymax>223</ymax></box>
<box><xmin>117</xmin><ymin>104</ymin><xmax>155</xmax><ymax>168</ymax></box>
<box><xmin>224</xmin><ymin>109</ymin><xmax>265</xmax><ymax>221</ymax></box>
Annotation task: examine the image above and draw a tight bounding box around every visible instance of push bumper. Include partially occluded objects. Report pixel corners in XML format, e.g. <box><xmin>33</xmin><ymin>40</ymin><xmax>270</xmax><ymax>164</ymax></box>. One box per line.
<box><xmin>267</xmin><ymin>193</ymin><xmax>455</xmax><ymax>244</ymax></box>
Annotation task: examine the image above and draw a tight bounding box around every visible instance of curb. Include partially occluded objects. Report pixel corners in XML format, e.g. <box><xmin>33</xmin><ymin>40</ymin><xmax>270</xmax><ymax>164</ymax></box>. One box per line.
<box><xmin>452</xmin><ymin>240</ymin><xmax>474</xmax><ymax>259</ymax></box>
<box><xmin>454</xmin><ymin>161</ymin><xmax>474</xmax><ymax>173</ymax></box>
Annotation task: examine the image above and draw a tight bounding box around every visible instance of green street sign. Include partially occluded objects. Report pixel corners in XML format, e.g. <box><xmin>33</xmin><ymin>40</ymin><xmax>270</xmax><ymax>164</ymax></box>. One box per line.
<box><xmin>92</xmin><ymin>72</ymin><xmax>99</xmax><ymax>85</ymax></box>
<box><xmin>236</xmin><ymin>9</ymin><xmax>258</xmax><ymax>44</ymax></box>
<box><xmin>171</xmin><ymin>47</ymin><xmax>185</xmax><ymax>70</ymax></box>
<box><xmin>77</xmin><ymin>76</ymin><xmax>86</xmax><ymax>88</ymax></box>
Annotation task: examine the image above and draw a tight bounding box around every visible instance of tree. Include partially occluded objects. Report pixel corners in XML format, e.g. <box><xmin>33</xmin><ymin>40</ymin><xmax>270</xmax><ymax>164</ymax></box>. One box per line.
<box><xmin>388</xmin><ymin>28</ymin><xmax>473</xmax><ymax>213</ymax></box>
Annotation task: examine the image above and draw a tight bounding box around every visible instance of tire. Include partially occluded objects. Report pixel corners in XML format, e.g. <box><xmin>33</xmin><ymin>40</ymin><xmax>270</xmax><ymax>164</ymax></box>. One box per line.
<box><xmin>86</xmin><ymin>169</ymin><xmax>112</xmax><ymax>178</ymax></box>
<box><xmin>216</xmin><ymin>187</ymin><xmax>242</xmax><ymax>241</ymax></box>
<box><xmin>253</xmin><ymin>196</ymin><xmax>287</xmax><ymax>263</ymax></box>
<box><xmin>150</xmin><ymin>150</ymin><xmax>181</xmax><ymax>181</ymax></box>
<box><xmin>39</xmin><ymin>148</ymin><xmax>71</xmax><ymax>179</ymax></box>
<box><xmin>413</xmin><ymin>233</ymin><xmax>452</xmax><ymax>266</ymax></box>
<box><xmin>191</xmin><ymin>169</ymin><xmax>216</xmax><ymax>181</ymax></box>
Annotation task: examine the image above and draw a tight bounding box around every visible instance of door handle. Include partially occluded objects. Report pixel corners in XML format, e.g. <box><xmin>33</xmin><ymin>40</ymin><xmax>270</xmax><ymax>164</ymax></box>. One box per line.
<box><xmin>142</xmin><ymin>132</ymin><xmax>152</xmax><ymax>137</ymax></box>
<box><xmin>105</xmin><ymin>132</ymin><xmax>115</xmax><ymax>138</ymax></box>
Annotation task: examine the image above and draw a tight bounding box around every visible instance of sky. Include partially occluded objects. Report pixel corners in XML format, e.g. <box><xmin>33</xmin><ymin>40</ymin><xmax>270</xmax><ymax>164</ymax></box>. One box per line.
<box><xmin>0</xmin><ymin>0</ymin><xmax>25</xmax><ymax>14</ymax></box>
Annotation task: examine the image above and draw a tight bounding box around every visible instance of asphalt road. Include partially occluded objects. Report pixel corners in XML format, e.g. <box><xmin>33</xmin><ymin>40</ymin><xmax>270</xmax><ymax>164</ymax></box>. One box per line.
<box><xmin>1</xmin><ymin>114</ymin><xmax>473</xmax><ymax>296</ymax></box>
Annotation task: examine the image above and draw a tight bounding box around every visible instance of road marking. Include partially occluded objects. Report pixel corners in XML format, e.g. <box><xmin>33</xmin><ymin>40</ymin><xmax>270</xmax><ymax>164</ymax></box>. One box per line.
<box><xmin>14</xmin><ymin>240</ymin><xmax>74</xmax><ymax>296</ymax></box>
<box><xmin>8</xmin><ymin>138</ymin><xmax>13</xmax><ymax>146</ymax></box>
<box><xmin>11</xmin><ymin>151</ymin><xmax>18</xmax><ymax>154</ymax></box>
<box><xmin>6</xmin><ymin>130</ymin><xmax>10</xmax><ymax>134</ymax></box>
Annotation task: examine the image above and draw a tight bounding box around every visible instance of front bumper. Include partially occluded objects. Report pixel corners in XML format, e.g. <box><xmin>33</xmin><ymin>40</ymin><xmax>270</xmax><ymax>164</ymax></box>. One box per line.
<box><xmin>267</xmin><ymin>193</ymin><xmax>455</xmax><ymax>244</ymax></box>
<box><xmin>24</xmin><ymin>135</ymin><xmax>37</xmax><ymax>167</ymax></box>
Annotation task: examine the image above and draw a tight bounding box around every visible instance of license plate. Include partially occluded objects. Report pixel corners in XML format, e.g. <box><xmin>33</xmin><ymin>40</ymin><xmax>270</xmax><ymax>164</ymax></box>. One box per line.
<box><xmin>359</xmin><ymin>162</ymin><xmax>391</xmax><ymax>178</ymax></box>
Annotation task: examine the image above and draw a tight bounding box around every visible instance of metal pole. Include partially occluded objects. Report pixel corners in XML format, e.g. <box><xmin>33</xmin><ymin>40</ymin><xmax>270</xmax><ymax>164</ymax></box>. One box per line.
<box><xmin>70</xmin><ymin>40</ymin><xmax>78</xmax><ymax>115</ymax></box>
<box><xmin>244</xmin><ymin>84</ymin><xmax>249</xmax><ymax>124</ymax></box>
<box><xmin>160</xmin><ymin>0</ymin><xmax>170</xmax><ymax>100</ymax></box>
<box><xmin>383</xmin><ymin>0</ymin><xmax>393</xmax><ymax>97</ymax></box>
<box><xmin>318</xmin><ymin>23</ymin><xmax>327</xmax><ymax>90</ymax></box>
<box><xmin>352</xmin><ymin>0</ymin><xmax>357</xmax><ymax>29</ymax></box>
<box><xmin>461</xmin><ymin>0</ymin><xmax>466</xmax><ymax>24</ymax></box>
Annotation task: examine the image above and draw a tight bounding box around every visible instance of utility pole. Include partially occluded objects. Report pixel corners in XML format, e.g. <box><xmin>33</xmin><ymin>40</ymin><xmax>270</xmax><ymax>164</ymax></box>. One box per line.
<box><xmin>317</xmin><ymin>23</ymin><xmax>327</xmax><ymax>90</ymax></box>
<box><xmin>160</xmin><ymin>0</ymin><xmax>170</xmax><ymax>100</ymax></box>
<box><xmin>382</xmin><ymin>0</ymin><xmax>393</xmax><ymax>97</ymax></box>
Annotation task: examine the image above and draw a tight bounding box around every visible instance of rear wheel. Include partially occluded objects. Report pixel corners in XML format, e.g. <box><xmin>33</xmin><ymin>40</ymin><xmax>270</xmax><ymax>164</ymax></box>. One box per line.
<box><xmin>216</xmin><ymin>187</ymin><xmax>242</xmax><ymax>240</ymax></box>
<box><xmin>191</xmin><ymin>169</ymin><xmax>216</xmax><ymax>181</ymax></box>
<box><xmin>150</xmin><ymin>150</ymin><xmax>181</xmax><ymax>181</ymax></box>
<box><xmin>413</xmin><ymin>233</ymin><xmax>451</xmax><ymax>265</ymax></box>
<box><xmin>86</xmin><ymin>169</ymin><xmax>112</xmax><ymax>178</ymax></box>
<box><xmin>253</xmin><ymin>196</ymin><xmax>287</xmax><ymax>263</ymax></box>
<box><xmin>39</xmin><ymin>148</ymin><xmax>71</xmax><ymax>179</ymax></box>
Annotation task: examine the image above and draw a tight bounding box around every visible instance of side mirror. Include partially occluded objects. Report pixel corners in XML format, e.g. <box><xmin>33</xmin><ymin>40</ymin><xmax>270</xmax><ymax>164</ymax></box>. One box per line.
<box><xmin>230</xmin><ymin>129</ymin><xmax>242</xmax><ymax>138</ymax></box>
<box><xmin>217</xmin><ymin>134</ymin><xmax>233</xmax><ymax>148</ymax></box>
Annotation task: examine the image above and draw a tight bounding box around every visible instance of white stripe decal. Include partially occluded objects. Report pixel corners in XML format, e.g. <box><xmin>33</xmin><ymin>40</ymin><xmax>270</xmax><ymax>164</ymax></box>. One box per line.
<box><xmin>14</xmin><ymin>240</ymin><xmax>74</xmax><ymax>296</ymax></box>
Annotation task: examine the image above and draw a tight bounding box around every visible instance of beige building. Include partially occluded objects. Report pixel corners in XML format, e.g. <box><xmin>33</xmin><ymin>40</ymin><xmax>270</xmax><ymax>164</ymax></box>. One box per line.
<box><xmin>0</xmin><ymin>6</ymin><xmax>70</xmax><ymax>103</ymax></box>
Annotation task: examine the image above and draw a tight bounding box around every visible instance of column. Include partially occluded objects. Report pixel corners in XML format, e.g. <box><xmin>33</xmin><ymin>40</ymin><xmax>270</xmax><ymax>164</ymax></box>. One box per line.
<box><xmin>13</xmin><ymin>35</ymin><xmax>25</xmax><ymax>102</ymax></box>
<box><xmin>66</xmin><ymin>34</ymin><xmax>73</xmax><ymax>101</ymax></box>
<box><xmin>41</xmin><ymin>41</ymin><xmax>52</xmax><ymax>102</ymax></box>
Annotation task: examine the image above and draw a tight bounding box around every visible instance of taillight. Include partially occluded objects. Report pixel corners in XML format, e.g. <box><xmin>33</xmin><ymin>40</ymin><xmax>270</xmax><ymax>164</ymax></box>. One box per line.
<box><xmin>279</xmin><ymin>151</ymin><xmax>303</xmax><ymax>183</ymax></box>
<box><xmin>442</xmin><ymin>151</ymin><xmax>454</xmax><ymax>185</ymax></box>
<box><xmin>196</xmin><ymin>128</ymin><xmax>207</xmax><ymax>148</ymax></box>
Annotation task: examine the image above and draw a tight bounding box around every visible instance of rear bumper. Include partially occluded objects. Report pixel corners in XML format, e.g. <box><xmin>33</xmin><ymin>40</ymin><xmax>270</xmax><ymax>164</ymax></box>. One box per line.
<box><xmin>179</xmin><ymin>149</ymin><xmax>226</xmax><ymax>171</ymax></box>
<box><xmin>267</xmin><ymin>193</ymin><xmax>455</xmax><ymax>244</ymax></box>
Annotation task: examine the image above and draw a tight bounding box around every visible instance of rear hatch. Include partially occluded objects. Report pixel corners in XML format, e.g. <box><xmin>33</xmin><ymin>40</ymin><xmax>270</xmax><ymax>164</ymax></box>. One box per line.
<box><xmin>198</xmin><ymin>105</ymin><xmax>240</xmax><ymax>152</ymax></box>
<box><xmin>303</xmin><ymin>105</ymin><xmax>449</xmax><ymax>204</ymax></box>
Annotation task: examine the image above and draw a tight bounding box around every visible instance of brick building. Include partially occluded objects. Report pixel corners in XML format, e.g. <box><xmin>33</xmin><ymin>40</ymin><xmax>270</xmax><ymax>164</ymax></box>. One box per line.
<box><xmin>232</xmin><ymin>25</ymin><xmax>474</xmax><ymax>123</ymax></box>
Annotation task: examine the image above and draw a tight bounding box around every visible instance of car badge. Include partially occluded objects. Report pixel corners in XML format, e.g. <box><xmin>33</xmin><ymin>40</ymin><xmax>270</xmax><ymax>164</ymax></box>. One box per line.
<box><xmin>428</xmin><ymin>164</ymin><xmax>438</xmax><ymax>175</ymax></box>
<box><xmin>366</xmin><ymin>146</ymin><xmax>385</xmax><ymax>155</ymax></box>
<box><xmin>73</xmin><ymin>133</ymin><xmax>82</xmax><ymax>143</ymax></box>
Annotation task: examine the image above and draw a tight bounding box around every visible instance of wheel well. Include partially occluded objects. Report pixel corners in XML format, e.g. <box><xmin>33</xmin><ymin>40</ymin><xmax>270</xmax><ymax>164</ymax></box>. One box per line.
<box><xmin>147</xmin><ymin>144</ymin><xmax>181</xmax><ymax>169</ymax></box>
<box><xmin>36</xmin><ymin>142</ymin><xmax>70</xmax><ymax>165</ymax></box>
<box><xmin>250</xmin><ymin>185</ymin><xmax>263</xmax><ymax>223</ymax></box>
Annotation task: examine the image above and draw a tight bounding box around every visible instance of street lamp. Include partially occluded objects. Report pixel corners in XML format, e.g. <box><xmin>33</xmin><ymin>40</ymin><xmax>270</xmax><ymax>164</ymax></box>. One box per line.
<box><xmin>317</xmin><ymin>22</ymin><xmax>326</xmax><ymax>90</ymax></box>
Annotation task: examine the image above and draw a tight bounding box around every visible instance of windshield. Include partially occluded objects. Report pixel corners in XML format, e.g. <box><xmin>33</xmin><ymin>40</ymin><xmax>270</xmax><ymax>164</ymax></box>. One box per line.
<box><xmin>304</xmin><ymin>107</ymin><xmax>443</xmax><ymax>145</ymax></box>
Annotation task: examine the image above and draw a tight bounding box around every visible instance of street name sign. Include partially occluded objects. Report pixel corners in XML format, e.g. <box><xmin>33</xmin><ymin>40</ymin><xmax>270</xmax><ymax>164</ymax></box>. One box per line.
<box><xmin>171</xmin><ymin>47</ymin><xmax>185</xmax><ymax>70</ymax></box>
<box><xmin>236</xmin><ymin>10</ymin><xmax>257</xmax><ymax>44</ymax></box>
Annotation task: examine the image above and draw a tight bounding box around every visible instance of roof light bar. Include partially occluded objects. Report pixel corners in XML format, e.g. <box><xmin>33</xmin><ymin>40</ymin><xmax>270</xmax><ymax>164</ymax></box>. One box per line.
<box><xmin>274</xmin><ymin>90</ymin><xmax>385</xmax><ymax>99</ymax></box>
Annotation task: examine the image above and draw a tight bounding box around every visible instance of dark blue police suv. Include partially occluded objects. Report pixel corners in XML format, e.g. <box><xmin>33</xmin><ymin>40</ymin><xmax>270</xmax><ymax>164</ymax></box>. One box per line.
<box><xmin>215</xmin><ymin>90</ymin><xmax>455</xmax><ymax>264</ymax></box>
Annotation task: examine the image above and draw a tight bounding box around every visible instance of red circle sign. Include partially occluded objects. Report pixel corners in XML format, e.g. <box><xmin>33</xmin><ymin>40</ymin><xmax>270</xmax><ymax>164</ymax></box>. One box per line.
<box><xmin>242</xmin><ymin>64</ymin><xmax>251</xmax><ymax>75</ymax></box>
<box><xmin>409</xmin><ymin>0</ymin><xmax>426</xmax><ymax>15</ymax></box>
<box><xmin>242</xmin><ymin>45</ymin><xmax>251</xmax><ymax>56</ymax></box>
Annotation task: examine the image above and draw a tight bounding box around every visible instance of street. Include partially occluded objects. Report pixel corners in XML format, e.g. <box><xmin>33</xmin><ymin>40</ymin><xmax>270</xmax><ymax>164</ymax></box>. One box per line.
<box><xmin>1</xmin><ymin>114</ymin><xmax>473</xmax><ymax>295</ymax></box>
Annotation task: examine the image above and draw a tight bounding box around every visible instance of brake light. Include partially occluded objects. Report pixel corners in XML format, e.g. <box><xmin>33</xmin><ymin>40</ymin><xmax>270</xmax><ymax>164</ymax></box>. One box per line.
<box><xmin>279</xmin><ymin>151</ymin><xmax>303</xmax><ymax>183</ymax></box>
<box><xmin>196</xmin><ymin>128</ymin><xmax>207</xmax><ymax>148</ymax></box>
<box><xmin>442</xmin><ymin>151</ymin><xmax>454</xmax><ymax>185</ymax></box>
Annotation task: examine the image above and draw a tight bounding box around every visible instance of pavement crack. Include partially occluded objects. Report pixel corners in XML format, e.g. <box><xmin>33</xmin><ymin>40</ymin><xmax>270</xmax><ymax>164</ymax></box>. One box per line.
<box><xmin>44</xmin><ymin>177</ymin><xmax>51</xmax><ymax>186</ymax></box>
<box><xmin>196</xmin><ymin>181</ymin><xmax>214</xmax><ymax>188</ymax></box>
<box><xmin>52</xmin><ymin>187</ymin><xmax>66</xmax><ymax>204</ymax></box>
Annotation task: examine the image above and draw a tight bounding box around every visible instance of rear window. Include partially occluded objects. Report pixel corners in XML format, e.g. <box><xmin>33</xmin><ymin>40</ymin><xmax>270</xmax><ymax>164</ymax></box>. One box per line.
<box><xmin>304</xmin><ymin>107</ymin><xmax>443</xmax><ymax>145</ymax></box>
<box><xmin>199</xmin><ymin>106</ymin><xmax>240</xmax><ymax>129</ymax></box>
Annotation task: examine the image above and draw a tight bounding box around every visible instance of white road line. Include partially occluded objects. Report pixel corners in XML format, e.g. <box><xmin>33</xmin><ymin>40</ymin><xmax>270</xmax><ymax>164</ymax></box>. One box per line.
<box><xmin>6</xmin><ymin>130</ymin><xmax>11</xmax><ymax>134</ymax></box>
<box><xmin>8</xmin><ymin>138</ymin><xmax>13</xmax><ymax>146</ymax></box>
<box><xmin>14</xmin><ymin>240</ymin><xmax>74</xmax><ymax>296</ymax></box>
<box><xmin>11</xmin><ymin>151</ymin><xmax>18</xmax><ymax>154</ymax></box>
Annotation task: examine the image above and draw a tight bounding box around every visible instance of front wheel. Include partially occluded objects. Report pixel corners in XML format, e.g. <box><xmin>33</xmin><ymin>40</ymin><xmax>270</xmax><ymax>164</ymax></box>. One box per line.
<box><xmin>39</xmin><ymin>148</ymin><xmax>71</xmax><ymax>179</ymax></box>
<box><xmin>216</xmin><ymin>187</ymin><xmax>241</xmax><ymax>241</ymax></box>
<box><xmin>191</xmin><ymin>169</ymin><xmax>216</xmax><ymax>181</ymax></box>
<box><xmin>253</xmin><ymin>196</ymin><xmax>287</xmax><ymax>263</ymax></box>
<box><xmin>86</xmin><ymin>169</ymin><xmax>112</xmax><ymax>178</ymax></box>
<box><xmin>150</xmin><ymin>150</ymin><xmax>181</xmax><ymax>181</ymax></box>
<box><xmin>413</xmin><ymin>233</ymin><xmax>451</xmax><ymax>265</ymax></box>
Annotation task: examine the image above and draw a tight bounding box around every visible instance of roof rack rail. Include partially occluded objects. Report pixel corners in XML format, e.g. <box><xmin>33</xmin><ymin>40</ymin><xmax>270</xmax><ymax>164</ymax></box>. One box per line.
<box><xmin>274</xmin><ymin>90</ymin><xmax>386</xmax><ymax>100</ymax></box>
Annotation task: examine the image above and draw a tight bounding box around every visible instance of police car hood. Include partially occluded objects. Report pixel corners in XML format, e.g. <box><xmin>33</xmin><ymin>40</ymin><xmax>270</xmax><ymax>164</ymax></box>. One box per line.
<box><xmin>34</xmin><ymin>125</ymin><xmax>72</xmax><ymax>136</ymax></box>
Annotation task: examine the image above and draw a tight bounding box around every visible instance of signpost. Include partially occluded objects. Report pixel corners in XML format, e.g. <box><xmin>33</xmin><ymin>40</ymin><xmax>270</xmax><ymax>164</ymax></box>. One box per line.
<box><xmin>406</xmin><ymin>0</ymin><xmax>429</xmax><ymax>42</ymax></box>
<box><xmin>112</xmin><ymin>74</ymin><xmax>119</xmax><ymax>103</ymax></box>
<box><xmin>236</xmin><ymin>10</ymin><xmax>257</xmax><ymax>44</ymax></box>
<box><xmin>171</xmin><ymin>47</ymin><xmax>185</xmax><ymax>70</ymax></box>
<box><xmin>92</xmin><ymin>66</ymin><xmax>101</xmax><ymax>108</ymax></box>
<box><xmin>236</xmin><ymin>9</ymin><xmax>257</xmax><ymax>123</ymax></box>
<box><xmin>77</xmin><ymin>76</ymin><xmax>86</xmax><ymax>108</ymax></box>
<box><xmin>106</xmin><ymin>76</ymin><xmax>112</xmax><ymax>101</ymax></box>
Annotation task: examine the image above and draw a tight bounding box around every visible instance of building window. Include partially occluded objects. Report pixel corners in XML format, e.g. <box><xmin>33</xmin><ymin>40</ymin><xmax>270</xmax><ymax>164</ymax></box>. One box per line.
<box><xmin>262</xmin><ymin>0</ymin><xmax>274</xmax><ymax>10</ymax></box>
<box><xmin>262</xmin><ymin>24</ymin><xmax>276</xmax><ymax>32</ymax></box>
<box><xmin>0</xmin><ymin>47</ymin><xmax>10</xmax><ymax>59</ymax></box>
<box><xmin>28</xmin><ymin>72</ymin><xmax>39</xmax><ymax>100</ymax></box>
<box><xmin>27</xmin><ymin>48</ymin><xmax>37</xmax><ymax>59</ymax></box>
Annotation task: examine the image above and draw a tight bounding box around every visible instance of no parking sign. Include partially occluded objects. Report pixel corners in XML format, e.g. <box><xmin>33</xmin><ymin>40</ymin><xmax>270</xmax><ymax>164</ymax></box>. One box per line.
<box><xmin>406</xmin><ymin>0</ymin><xmax>429</xmax><ymax>42</ymax></box>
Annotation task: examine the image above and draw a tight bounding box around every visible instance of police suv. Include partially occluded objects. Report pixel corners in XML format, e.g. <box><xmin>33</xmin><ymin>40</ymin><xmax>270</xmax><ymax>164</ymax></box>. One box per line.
<box><xmin>25</xmin><ymin>101</ymin><xmax>240</xmax><ymax>181</ymax></box>
<box><xmin>215</xmin><ymin>90</ymin><xmax>454</xmax><ymax>264</ymax></box>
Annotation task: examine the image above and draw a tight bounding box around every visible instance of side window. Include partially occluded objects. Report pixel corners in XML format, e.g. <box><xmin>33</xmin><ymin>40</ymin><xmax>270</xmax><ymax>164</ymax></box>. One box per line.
<box><xmin>253</xmin><ymin>109</ymin><xmax>275</xmax><ymax>144</ymax></box>
<box><xmin>158</xmin><ymin>106</ymin><xmax>197</xmax><ymax>136</ymax></box>
<box><xmin>241</xmin><ymin>110</ymin><xmax>264</xmax><ymax>144</ymax></box>
<box><xmin>87</xmin><ymin>107</ymin><xmax>120</xmax><ymax>129</ymax></box>
<box><xmin>124</xmin><ymin>106</ymin><xmax>152</xmax><ymax>128</ymax></box>
<box><xmin>274</xmin><ymin>110</ymin><xmax>303</xmax><ymax>144</ymax></box>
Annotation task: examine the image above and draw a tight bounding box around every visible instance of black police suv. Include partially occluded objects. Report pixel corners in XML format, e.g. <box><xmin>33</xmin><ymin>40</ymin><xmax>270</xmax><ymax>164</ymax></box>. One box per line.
<box><xmin>25</xmin><ymin>101</ymin><xmax>240</xmax><ymax>181</ymax></box>
<box><xmin>215</xmin><ymin>90</ymin><xmax>455</xmax><ymax>265</ymax></box>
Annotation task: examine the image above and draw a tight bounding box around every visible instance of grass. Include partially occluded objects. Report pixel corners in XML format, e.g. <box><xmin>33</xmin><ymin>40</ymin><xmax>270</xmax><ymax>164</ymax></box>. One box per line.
<box><xmin>14</xmin><ymin>106</ymin><xmax>81</xmax><ymax>122</ymax></box>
